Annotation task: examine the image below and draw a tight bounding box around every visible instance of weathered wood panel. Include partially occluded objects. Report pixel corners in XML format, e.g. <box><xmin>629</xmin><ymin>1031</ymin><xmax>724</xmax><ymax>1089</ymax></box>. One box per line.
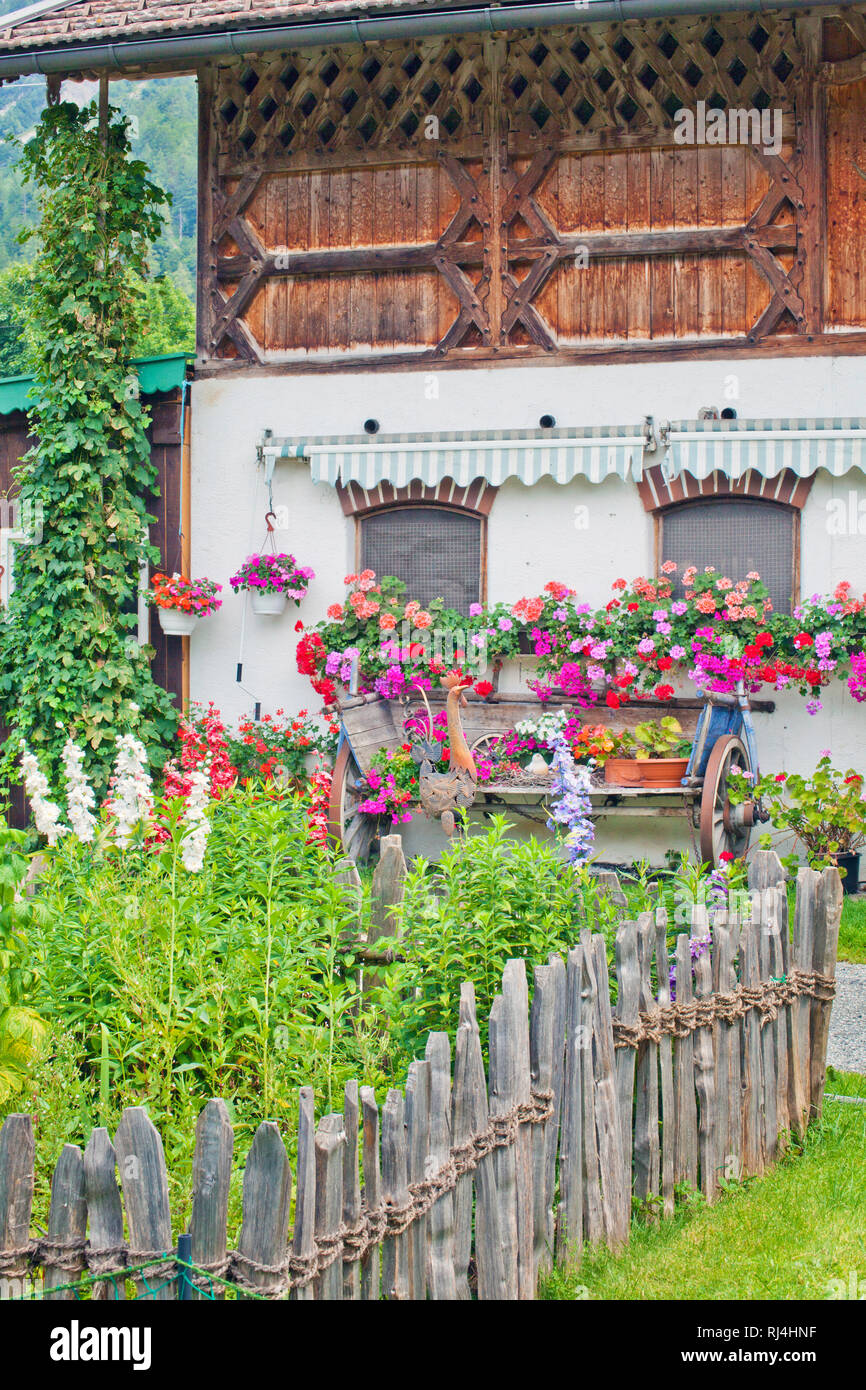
<box><xmin>826</xmin><ymin>78</ymin><xmax>866</xmax><ymax>328</ymax></box>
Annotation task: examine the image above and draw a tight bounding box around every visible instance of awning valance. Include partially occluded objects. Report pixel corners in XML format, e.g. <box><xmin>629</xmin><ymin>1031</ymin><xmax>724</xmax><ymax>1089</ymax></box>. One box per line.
<box><xmin>263</xmin><ymin>425</ymin><xmax>649</xmax><ymax>489</ymax></box>
<box><xmin>662</xmin><ymin>417</ymin><xmax>866</xmax><ymax>482</ymax></box>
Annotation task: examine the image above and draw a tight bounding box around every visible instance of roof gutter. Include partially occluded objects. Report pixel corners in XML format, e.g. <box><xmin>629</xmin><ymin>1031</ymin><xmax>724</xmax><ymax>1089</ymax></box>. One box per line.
<box><xmin>0</xmin><ymin>0</ymin><xmax>825</xmax><ymax>81</ymax></box>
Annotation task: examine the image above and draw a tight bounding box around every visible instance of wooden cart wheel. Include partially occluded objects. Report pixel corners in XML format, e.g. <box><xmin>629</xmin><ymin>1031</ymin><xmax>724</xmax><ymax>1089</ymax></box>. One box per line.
<box><xmin>699</xmin><ymin>734</ymin><xmax>756</xmax><ymax>867</ymax></box>
<box><xmin>328</xmin><ymin>742</ymin><xmax>377</xmax><ymax>863</ymax></box>
<box><xmin>469</xmin><ymin>732</ymin><xmax>500</xmax><ymax>758</ymax></box>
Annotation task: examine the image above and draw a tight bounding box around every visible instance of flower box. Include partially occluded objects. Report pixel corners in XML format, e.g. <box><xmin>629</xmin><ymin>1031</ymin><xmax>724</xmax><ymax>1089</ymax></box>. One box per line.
<box><xmin>604</xmin><ymin>757</ymin><xmax>689</xmax><ymax>789</ymax></box>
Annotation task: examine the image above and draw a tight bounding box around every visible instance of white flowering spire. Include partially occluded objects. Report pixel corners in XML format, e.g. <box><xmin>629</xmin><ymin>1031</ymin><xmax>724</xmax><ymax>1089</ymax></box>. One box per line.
<box><xmin>61</xmin><ymin>738</ymin><xmax>97</xmax><ymax>843</ymax></box>
<box><xmin>19</xmin><ymin>741</ymin><xmax>68</xmax><ymax>846</ymax></box>
<box><xmin>181</xmin><ymin>760</ymin><xmax>211</xmax><ymax>872</ymax></box>
<box><xmin>110</xmin><ymin>733</ymin><xmax>154</xmax><ymax>847</ymax></box>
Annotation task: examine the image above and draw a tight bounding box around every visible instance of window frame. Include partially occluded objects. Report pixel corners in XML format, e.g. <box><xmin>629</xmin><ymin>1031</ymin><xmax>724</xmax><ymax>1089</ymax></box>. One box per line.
<box><xmin>355</xmin><ymin>501</ymin><xmax>488</xmax><ymax>609</ymax></box>
<box><xmin>655</xmin><ymin>496</ymin><xmax>800</xmax><ymax>613</ymax></box>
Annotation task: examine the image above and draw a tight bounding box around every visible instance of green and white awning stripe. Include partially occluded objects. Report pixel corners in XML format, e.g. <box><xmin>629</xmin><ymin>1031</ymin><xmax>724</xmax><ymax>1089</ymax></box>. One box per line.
<box><xmin>263</xmin><ymin>426</ymin><xmax>645</xmax><ymax>488</ymax></box>
<box><xmin>663</xmin><ymin>417</ymin><xmax>866</xmax><ymax>481</ymax></box>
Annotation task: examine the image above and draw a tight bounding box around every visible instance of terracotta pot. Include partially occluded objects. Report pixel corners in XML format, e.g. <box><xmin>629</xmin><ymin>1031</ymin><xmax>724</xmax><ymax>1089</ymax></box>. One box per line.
<box><xmin>604</xmin><ymin>756</ymin><xmax>689</xmax><ymax>789</ymax></box>
<box><xmin>157</xmin><ymin>607</ymin><xmax>199</xmax><ymax>637</ymax></box>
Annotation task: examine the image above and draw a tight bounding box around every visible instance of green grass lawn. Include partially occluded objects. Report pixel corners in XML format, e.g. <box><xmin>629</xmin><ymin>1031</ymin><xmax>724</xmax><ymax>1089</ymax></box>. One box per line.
<box><xmin>541</xmin><ymin>1068</ymin><xmax>866</xmax><ymax>1301</ymax></box>
<box><xmin>839</xmin><ymin>895</ymin><xmax>866</xmax><ymax>963</ymax></box>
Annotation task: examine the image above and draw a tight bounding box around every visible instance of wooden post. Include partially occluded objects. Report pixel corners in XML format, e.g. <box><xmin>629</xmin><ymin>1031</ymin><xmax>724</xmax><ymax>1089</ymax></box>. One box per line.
<box><xmin>84</xmin><ymin>1128</ymin><xmax>125</xmax><ymax>1301</ymax></box>
<box><xmin>590</xmin><ymin>935</ymin><xmax>629</xmax><ymax>1249</ymax></box>
<box><xmin>404</xmin><ymin>1059</ymin><xmax>430</xmax><ymax>1300</ymax></box>
<box><xmin>314</xmin><ymin>1114</ymin><xmax>345</xmax><ymax>1301</ymax></box>
<box><xmin>691</xmin><ymin>904</ymin><xmax>717</xmax><ymax>1201</ymax></box>
<box><xmin>579</xmin><ymin>932</ymin><xmax>604</xmax><ymax>1246</ymax></box>
<box><xmin>810</xmin><ymin>867</ymin><xmax>843</xmax><ymax>1119</ymax></box>
<box><xmin>453</xmin><ymin>981</ymin><xmax>505</xmax><ymax>1300</ymax></box>
<box><xmin>529</xmin><ymin>963</ymin><xmax>557</xmax><ymax>1279</ymax></box>
<box><xmin>189</xmin><ymin>1099</ymin><xmax>233</xmax><ymax>1301</ymax></box>
<box><xmin>236</xmin><ymin>1121</ymin><xmax>291</xmax><ymax>1300</ymax></box>
<box><xmin>359</xmin><ymin>1085</ymin><xmax>382</xmax><ymax>1300</ymax></box>
<box><xmin>633</xmin><ymin>913</ymin><xmax>659</xmax><ymax>1213</ymax></box>
<box><xmin>673</xmin><ymin>934</ymin><xmax>698</xmax><ymax>1189</ymax></box>
<box><xmin>292</xmin><ymin>1087</ymin><xmax>317</xmax><ymax>1302</ymax></box>
<box><xmin>425</xmin><ymin>1032</ymin><xmax>458</xmax><ymax>1300</ymax></box>
<box><xmin>655</xmin><ymin>906</ymin><xmax>675</xmax><ymax>1218</ymax></box>
<box><xmin>503</xmin><ymin>959</ymin><xmax>535</xmax><ymax>1298</ymax></box>
<box><xmin>789</xmin><ymin>869</ymin><xmax>819</xmax><ymax>1139</ymax></box>
<box><xmin>381</xmin><ymin>1089</ymin><xmax>410</xmax><ymax>1300</ymax></box>
<box><xmin>114</xmin><ymin>1108</ymin><xmax>175</xmax><ymax>1301</ymax></box>
<box><xmin>367</xmin><ymin>834</ymin><xmax>407</xmax><ymax>990</ymax></box>
<box><xmin>342</xmin><ymin>1081</ymin><xmax>362</xmax><ymax>1301</ymax></box>
<box><xmin>0</xmin><ymin>1115</ymin><xmax>34</xmax><ymax>1302</ymax></box>
<box><xmin>557</xmin><ymin>946</ymin><xmax>583</xmax><ymax>1262</ymax></box>
<box><xmin>614</xmin><ymin>920</ymin><xmax>640</xmax><ymax>1191</ymax></box>
<box><xmin>43</xmin><ymin>1145</ymin><xmax>86</xmax><ymax>1300</ymax></box>
<box><xmin>543</xmin><ymin>952</ymin><xmax>567</xmax><ymax>1262</ymax></box>
<box><xmin>739</xmin><ymin>920</ymin><xmax>765</xmax><ymax>1177</ymax></box>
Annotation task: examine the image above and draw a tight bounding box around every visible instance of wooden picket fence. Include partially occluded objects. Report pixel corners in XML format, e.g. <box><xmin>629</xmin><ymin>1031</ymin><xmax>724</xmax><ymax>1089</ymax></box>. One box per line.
<box><xmin>0</xmin><ymin>851</ymin><xmax>842</xmax><ymax>1301</ymax></box>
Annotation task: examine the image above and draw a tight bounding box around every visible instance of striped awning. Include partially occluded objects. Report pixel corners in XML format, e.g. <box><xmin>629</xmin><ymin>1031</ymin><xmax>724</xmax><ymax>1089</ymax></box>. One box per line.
<box><xmin>262</xmin><ymin>425</ymin><xmax>647</xmax><ymax>488</ymax></box>
<box><xmin>662</xmin><ymin>417</ymin><xmax>866</xmax><ymax>481</ymax></box>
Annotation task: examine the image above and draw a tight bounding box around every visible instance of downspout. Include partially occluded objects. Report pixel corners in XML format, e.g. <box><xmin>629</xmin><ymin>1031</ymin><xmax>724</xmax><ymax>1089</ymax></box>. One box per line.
<box><xmin>0</xmin><ymin>0</ymin><xmax>827</xmax><ymax>80</ymax></box>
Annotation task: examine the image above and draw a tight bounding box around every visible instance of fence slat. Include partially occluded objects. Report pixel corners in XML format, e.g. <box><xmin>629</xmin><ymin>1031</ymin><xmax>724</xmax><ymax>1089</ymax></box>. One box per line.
<box><xmin>673</xmin><ymin>934</ymin><xmax>698</xmax><ymax>1190</ymax></box>
<box><xmin>189</xmin><ymin>1098</ymin><xmax>233</xmax><ymax>1302</ymax></box>
<box><xmin>739</xmin><ymin>921</ymin><xmax>765</xmax><ymax>1177</ymax></box>
<box><xmin>691</xmin><ymin>903</ymin><xmax>717</xmax><ymax>1201</ymax></box>
<box><xmin>590</xmin><ymin>935</ymin><xmax>629</xmax><ymax>1249</ymax></box>
<box><xmin>710</xmin><ymin>919</ymin><xmax>732</xmax><ymax>1181</ymax></box>
<box><xmin>529</xmin><ymin>963</ymin><xmax>556</xmax><ymax>1280</ymax></box>
<box><xmin>655</xmin><ymin>907</ymin><xmax>676</xmax><ymax>1218</ymax></box>
<box><xmin>292</xmin><ymin>1087</ymin><xmax>316</xmax><ymax>1302</ymax></box>
<box><xmin>84</xmin><ymin>1127</ymin><xmax>125</xmax><ymax>1301</ymax></box>
<box><xmin>614</xmin><ymin>920</ymin><xmax>640</xmax><ymax>1195</ymax></box>
<box><xmin>543</xmin><ymin>952</ymin><xmax>567</xmax><ymax>1262</ymax></box>
<box><xmin>114</xmin><ymin>1108</ymin><xmax>174</xmax><ymax>1301</ymax></box>
<box><xmin>757</xmin><ymin>906</ymin><xmax>778</xmax><ymax>1165</ymax></box>
<box><xmin>425</xmin><ymin>1032</ymin><xmax>457</xmax><ymax>1300</ymax></box>
<box><xmin>381</xmin><ymin>1089</ymin><xmax>410</xmax><ymax>1300</ymax></box>
<box><xmin>315</xmin><ymin>1113</ymin><xmax>345</xmax><ymax>1301</ymax></box>
<box><xmin>455</xmin><ymin>981</ymin><xmax>505</xmax><ymax>1300</ymax></box>
<box><xmin>43</xmin><ymin>1144</ymin><xmax>86</xmax><ymax>1300</ymax></box>
<box><xmin>360</xmin><ymin>1085</ymin><xmax>382</xmax><ymax>1300</ymax></box>
<box><xmin>503</xmin><ymin>958</ymin><xmax>535</xmax><ymax>1298</ymax></box>
<box><xmin>488</xmin><ymin>989</ymin><xmax>520</xmax><ymax>1297</ymax></box>
<box><xmin>810</xmin><ymin>868</ymin><xmax>843</xmax><ymax>1120</ymax></box>
<box><xmin>236</xmin><ymin>1121</ymin><xmax>291</xmax><ymax>1300</ymax></box>
<box><xmin>579</xmin><ymin>932</ymin><xmax>604</xmax><ymax>1246</ymax></box>
<box><xmin>0</xmin><ymin>1114</ymin><xmax>34</xmax><ymax>1301</ymax></box>
<box><xmin>633</xmin><ymin>913</ymin><xmax>659</xmax><ymax>1214</ymax></box>
<box><xmin>557</xmin><ymin>946</ymin><xmax>583</xmax><ymax>1262</ymax></box>
<box><xmin>342</xmin><ymin>1081</ymin><xmax>362</xmax><ymax>1301</ymax></box>
<box><xmin>404</xmin><ymin>1059</ymin><xmax>430</xmax><ymax>1301</ymax></box>
<box><xmin>789</xmin><ymin>868</ymin><xmax>819</xmax><ymax>1139</ymax></box>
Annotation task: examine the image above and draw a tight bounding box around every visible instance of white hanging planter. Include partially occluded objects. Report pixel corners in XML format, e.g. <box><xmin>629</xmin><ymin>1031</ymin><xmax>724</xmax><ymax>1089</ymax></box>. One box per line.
<box><xmin>157</xmin><ymin>607</ymin><xmax>199</xmax><ymax>637</ymax></box>
<box><xmin>250</xmin><ymin>590</ymin><xmax>288</xmax><ymax>616</ymax></box>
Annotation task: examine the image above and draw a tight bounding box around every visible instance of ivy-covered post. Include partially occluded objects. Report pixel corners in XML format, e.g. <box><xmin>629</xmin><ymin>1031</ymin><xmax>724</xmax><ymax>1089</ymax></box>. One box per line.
<box><xmin>0</xmin><ymin>102</ymin><xmax>179</xmax><ymax>792</ymax></box>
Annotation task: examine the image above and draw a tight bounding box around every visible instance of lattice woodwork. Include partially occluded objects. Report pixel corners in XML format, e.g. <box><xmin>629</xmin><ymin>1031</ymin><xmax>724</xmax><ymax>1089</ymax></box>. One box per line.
<box><xmin>215</xmin><ymin>37</ymin><xmax>488</xmax><ymax>166</ymax></box>
<box><xmin>504</xmin><ymin>17</ymin><xmax>802</xmax><ymax>144</ymax></box>
<box><xmin>199</xmin><ymin>13</ymin><xmax>851</xmax><ymax>368</ymax></box>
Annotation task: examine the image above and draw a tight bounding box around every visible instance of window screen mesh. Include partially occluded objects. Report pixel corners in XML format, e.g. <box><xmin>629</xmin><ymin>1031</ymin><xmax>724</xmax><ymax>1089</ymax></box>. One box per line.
<box><xmin>361</xmin><ymin>507</ymin><xmax>482</xmax><ymax>613</ymax></box>
<box><xmin>662</xmin><ymin>500</ymin><xmax>795</xmax><ymax>614</ymax></box>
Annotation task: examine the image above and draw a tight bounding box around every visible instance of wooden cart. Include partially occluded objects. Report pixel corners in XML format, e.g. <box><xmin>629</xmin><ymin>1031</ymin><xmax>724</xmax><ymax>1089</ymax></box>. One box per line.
<box><xmin>327</xmin><ymin>685</ymin><xmax>773</xmax><ymax>866</ymax></box>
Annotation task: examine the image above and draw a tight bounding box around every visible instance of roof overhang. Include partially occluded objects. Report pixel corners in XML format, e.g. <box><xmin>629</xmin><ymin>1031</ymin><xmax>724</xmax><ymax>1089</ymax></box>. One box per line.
<box><xmin>0</xmin><ymin>0</ymin><xmax>830</xmax><ymax>82</ymax></box>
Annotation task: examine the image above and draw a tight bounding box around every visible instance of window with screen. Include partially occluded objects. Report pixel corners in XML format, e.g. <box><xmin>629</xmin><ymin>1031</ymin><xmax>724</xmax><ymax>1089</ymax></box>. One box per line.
<box><xmin>360</xmin><ymin>506</ymin><xmax>483</xmax><ymax>613</ymax></box>
<box><xmin>661</xmin><ymin>499</ymin><xmax>796</xmax><ymax>614</ymax></box>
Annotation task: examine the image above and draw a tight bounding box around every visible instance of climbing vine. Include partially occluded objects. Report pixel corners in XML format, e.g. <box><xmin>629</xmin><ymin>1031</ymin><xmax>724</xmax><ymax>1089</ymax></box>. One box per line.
<box><xmin>0</xmin><ymin>101</ymin><xmax>178</xmax><ymax>791</ymax></box>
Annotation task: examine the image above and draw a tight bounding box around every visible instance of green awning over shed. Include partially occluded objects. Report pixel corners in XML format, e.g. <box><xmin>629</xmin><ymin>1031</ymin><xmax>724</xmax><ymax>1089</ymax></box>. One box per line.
<box><xmin>0</xmin><ymin>352</ymin><xmax>192</xmax><ymax>416</ymax></box>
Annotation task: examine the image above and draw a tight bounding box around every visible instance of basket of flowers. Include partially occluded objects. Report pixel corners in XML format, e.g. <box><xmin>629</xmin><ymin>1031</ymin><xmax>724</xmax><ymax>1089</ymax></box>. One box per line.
<box><xmin>229</xmin><ymin>553</ymin><xmax>315</xmax><ymax>615</ymax></box>
<box><xmin>148</xmin><ymin>572</ymin><xmax>223</xmax><ymax>636</ymax></box>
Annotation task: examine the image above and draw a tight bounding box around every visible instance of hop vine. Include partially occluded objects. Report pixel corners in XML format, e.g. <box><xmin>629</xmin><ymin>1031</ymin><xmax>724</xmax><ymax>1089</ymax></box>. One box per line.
<box><xmin>0</xmin><ymin>101</ymin><xmax>179</xmax><ymax>792</ymax></box>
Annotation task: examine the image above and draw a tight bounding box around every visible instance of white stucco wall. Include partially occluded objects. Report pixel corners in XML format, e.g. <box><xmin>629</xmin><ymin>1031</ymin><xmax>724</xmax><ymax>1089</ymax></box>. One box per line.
<box><xmin>189</xmin><ymin>352</ymin><xmax>866</xmax><ymax>860</ymax></box>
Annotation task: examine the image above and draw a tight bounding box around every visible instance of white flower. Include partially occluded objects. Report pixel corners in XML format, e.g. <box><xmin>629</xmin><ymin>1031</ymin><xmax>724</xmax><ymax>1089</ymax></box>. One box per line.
<box><xmin>110</xmin><ymin>733</ymin><xmax>154</xmax><ymax>847</ymax></box>
<box><xmin>61</xmin><ymin>738</ymin><xmax>97</xmax><ymax>843</ymax></box>
<box><xmin>19</xmin><ymin>742</ymin><xmax>68</xmax><ymax>846</ymax></box>
<box><xmin>180</xmin><ymin>761</ymin><xmax>211</xmax><ymax>872</ymax></box>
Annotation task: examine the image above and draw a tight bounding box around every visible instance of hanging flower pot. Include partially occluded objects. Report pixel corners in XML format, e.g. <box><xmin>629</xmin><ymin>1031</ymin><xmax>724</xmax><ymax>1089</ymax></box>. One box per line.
<box><xmin>230</xmin><ymin>552</ymin><xmax>315</xmax><ymax>613</ymax></box>
<box><xmin>158</xmin><ymin>607</ymin><xmax>200</xmax><ymax>637</ymax></box>
<box><xmin>148</xmin><ymin>572</ymin><xmax>223</xmax><ymax>638</ymax></box>
<box><xmin>250</xmin><ymin>589</ymin><xmax>288</xmax><ymax>617</ymax></box>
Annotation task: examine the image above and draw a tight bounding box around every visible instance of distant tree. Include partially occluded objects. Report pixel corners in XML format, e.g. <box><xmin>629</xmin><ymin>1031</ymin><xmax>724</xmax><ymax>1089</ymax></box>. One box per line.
<box><xmin>132</xmin><ymin>273</ymin><xmax>195</xmax><ymax>357</ymax></box>
<box><xmin>0</xmin><ymin>262</ymin><xmax>32</xmax><ymax>375</ymax></box>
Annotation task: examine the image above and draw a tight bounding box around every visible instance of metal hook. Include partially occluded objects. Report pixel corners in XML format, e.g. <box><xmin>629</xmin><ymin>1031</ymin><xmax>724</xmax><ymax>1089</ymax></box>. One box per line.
<box><xmin>265</xmin><ymin>510</ymin><xmax>277</xmax><ymax>532</ymax></box>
